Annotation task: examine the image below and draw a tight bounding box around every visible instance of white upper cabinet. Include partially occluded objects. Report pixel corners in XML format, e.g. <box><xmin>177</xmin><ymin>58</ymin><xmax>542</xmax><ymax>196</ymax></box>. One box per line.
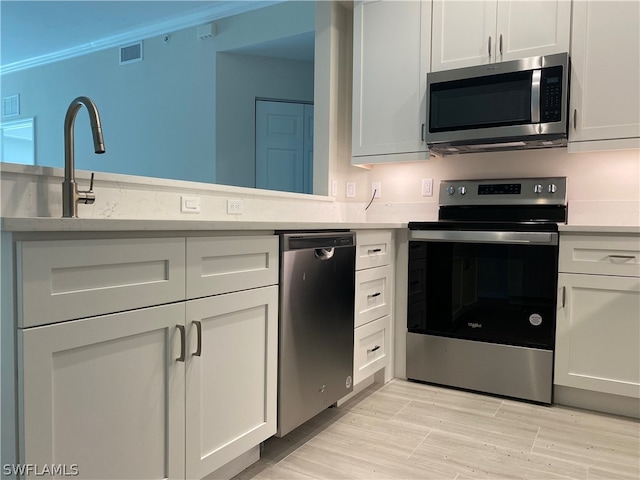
<box><xmin>431</xmin><ymin>0</ymin><xmax>571</xmax><ymax>71</ymax></box>
<box><xmin>352</xmin><ymin>0</ymin><xmax>431</xmax><ymax>164</ymax></box>
<box><xmin>568</xmin><ymin>0</ymin><xmax>640</xmax><ymax>151</ymax></box>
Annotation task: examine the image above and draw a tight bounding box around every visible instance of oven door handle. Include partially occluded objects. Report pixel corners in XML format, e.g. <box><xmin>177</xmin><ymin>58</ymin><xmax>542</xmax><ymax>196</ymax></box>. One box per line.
<box><xmin>410</xmin><ymin>230</ymin><xmax>558</xmax><ymax>245</ymax></box>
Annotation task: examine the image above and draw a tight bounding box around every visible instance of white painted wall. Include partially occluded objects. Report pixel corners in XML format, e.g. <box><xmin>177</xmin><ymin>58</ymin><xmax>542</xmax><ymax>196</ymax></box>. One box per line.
<box><xmin>0</xmin><ymin>1</ymin><xmax>315</xmax><ymax>185</ymax></box>
<box><xmin>216</xmin><ymin>53</ymin><xmax>313</xmax><ymax>188</ymax></box>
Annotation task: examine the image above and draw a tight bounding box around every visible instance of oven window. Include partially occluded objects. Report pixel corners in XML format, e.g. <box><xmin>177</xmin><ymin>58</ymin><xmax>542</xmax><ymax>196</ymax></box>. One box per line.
<box><xmin>408</xmin><ymin>241</ymin><xmax>558</xmax><ymax>349</ymax></box>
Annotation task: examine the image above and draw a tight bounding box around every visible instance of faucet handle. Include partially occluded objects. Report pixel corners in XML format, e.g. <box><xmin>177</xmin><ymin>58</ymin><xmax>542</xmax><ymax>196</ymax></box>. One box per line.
<box><xmin>78</xmin><ymin>172</ymin><xmax>96</xmax><ymax>205</ymax></box>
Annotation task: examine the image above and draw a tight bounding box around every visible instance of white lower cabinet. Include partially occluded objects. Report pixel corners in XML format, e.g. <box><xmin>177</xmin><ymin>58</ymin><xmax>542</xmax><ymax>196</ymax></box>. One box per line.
<box><xmin>15</xmin><ymin>235</ymin><xmax>279</xmax><ymax>480</ymax></box>
<box><xmin>556</xmin><ymin>274</ymin><xmax>640</xmax><ymax>398</ymax></box>
<box><xmin>555</xmin><ymin>232</ymin><xmax>640</xmax><ymax>401</ymax></box>
<box><xmin>185</xmin><ymin>287</ymin><xmax>277</xmax><ymax>478</ymax></box>
<box><xmin>352</xmin><ymin>230</ymin><xmax>395</xmax><ymax>386</ymax></box>
<box><xmin>19</xmin><ymin>303</ymin><xmax>186</xmax><ymax>479</ymax></box>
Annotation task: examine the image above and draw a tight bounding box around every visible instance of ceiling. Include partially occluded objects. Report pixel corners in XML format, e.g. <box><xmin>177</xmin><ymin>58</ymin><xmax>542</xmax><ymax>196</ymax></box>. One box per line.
<box><xmin>0</xmin><ymin>0</ymin><xmax>314</xmax><ymax>69</ymax></box>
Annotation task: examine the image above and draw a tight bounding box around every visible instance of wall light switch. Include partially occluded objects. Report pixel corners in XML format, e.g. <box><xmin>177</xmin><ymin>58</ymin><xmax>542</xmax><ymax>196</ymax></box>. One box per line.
<box><xmin>181</xmin><ymin>195</ymin><xmax>201</xmax><ymax>213</ymax></box>
<box><xmin>346</xmin><ymin>182</ymin><xmax>356</xmax><ymax>198</ymax></box>
<box><xmin>421</xmin><ymin>178</ymin><xmax>434</xmax><ymax>197</ymax></box>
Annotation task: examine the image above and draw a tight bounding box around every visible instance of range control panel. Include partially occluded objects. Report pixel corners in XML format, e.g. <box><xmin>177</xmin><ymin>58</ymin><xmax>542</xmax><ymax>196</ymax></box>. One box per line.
<box><xmin>439</xmin><ymin>177</ymin><xmax>567</xmax><ymax>206</ymax></box>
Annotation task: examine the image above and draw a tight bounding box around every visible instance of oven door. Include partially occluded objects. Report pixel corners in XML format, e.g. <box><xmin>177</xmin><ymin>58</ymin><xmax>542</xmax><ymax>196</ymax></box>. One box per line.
<box><xmin>408</xmin><ymin>229</ymin><xmax>558</xmax><ymax>350</ymax></box>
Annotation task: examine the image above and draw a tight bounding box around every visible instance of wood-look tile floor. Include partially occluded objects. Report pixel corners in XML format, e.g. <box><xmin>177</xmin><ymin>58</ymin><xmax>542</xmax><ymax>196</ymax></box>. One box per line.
<box><xmin>233</xmin><ymin>379</ymin><xmax>640</xmax><ymax>480</ymax></box>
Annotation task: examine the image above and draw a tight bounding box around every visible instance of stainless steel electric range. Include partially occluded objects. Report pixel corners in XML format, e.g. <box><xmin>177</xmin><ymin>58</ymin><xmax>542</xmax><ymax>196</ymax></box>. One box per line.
<box><xmin>407</xmin><ymin>177</ymin><xmax>567</xmax><ymax>404</ymax></box>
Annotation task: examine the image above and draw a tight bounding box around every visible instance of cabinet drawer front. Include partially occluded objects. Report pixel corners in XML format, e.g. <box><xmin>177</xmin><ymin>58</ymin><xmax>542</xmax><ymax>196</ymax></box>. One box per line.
<box><xmin>186</xmin><ymin>236</ymin><xmax>278</xmax><ymax>298</ymax></box>
<box><xmin>560</xmin><ymin>234</ymin><xmax>640</xmax><ymax>277</ymax></box>
<box><xmin>356</xmin><ymin>230</ymin><xmax>393</xmax><ymax>270</ymax></box>
<box><xmin>355</xmin><ymin>264</ymin><xmax>392</xmax><ymax>328</ymax></box>
<box><xmin>17</xmin><ymin>238</ymin><xmax>186</xmax><ymax>327</ymax></box>
<box><xmin>354</xmin><ymin>315</ymin><xmax>390</xmax><ymax>385</ymax></box>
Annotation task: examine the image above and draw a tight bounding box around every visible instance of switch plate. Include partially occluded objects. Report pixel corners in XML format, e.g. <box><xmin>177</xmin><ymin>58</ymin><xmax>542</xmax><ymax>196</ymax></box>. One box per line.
<box><xmin>371</xmin><ymin>181</ymin><xmax>381</xmax><ymax>198</ymax></box>
<box><xmin>227</xmin><ymin>199</ymin><xmax>244</xmax><ymax>215</ymax></box>
<box><xmin>346</xmin><ymin>182</ymin><xmax>356</xmax><ymax>198</ymax></box>
<box><xmin>181</xmin><ymin>195</ymin><xmax>201</xmax><ymax>213</ymax></box>
<box><xmin>421</xmin><ymin>178</ymin><xmax>434</xmax><ymax>197</ymax></box>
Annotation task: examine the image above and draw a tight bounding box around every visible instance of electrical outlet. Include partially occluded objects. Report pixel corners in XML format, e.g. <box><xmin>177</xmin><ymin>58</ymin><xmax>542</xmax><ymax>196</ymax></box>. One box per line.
<box><xmin>371</xmin><ymin>181</ymin><xmax>381</xmax><ymax>198</ymax></box>
<box><xmin>331</xmin><ymin>180</ymin><xmax>338</xmax><ymax>197</ymax></box>
<box><xmin>346</xmin><ymin>182</ymin><xmax>356</xmax><ymax>198</ymax></box>
<box><xmin>421</xmin><ymin>178</ymin><xmax>434</xmax><ymax>197</ymax></box>
<box><xmin>227</xmin><ymin>198</ymin><xmax>244</xmax><ymax>215</ymax></box>
<box><xmin>181</xmin><ymin>195</ymin><xmax>201</xmax><ymax>213</ymax></box>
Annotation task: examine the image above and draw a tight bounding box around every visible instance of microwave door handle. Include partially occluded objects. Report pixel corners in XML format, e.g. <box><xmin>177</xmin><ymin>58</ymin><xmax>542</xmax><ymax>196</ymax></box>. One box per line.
<box><xmin>531</xmin><ymin>69</ymin><xmax>541</xmax><ymax>123</ymax></box>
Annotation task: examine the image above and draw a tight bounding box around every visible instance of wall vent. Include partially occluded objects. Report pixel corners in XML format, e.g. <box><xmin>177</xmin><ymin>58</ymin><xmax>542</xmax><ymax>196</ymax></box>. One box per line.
<box><xmin>119</xmin><ymin>41</ymin><xmax>143</xmax><ymax>65</ymax></box>
<box><xmin>2</xmin><ymin>94</ymin><xmax>20</xmax><ymax>117</ymax></box>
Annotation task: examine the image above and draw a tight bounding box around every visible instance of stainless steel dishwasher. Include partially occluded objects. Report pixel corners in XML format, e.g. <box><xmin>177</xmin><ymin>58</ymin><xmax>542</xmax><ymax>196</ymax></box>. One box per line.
<box><xmin>276</xmin><ymin>231</ymin><xmax>356</xmax><ymax>437</ymax></box>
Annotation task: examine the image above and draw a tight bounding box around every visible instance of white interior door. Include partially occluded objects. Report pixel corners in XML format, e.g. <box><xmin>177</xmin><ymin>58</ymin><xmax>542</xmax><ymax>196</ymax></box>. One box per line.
<box><xmin>255</xmin><ymin>100</ymin><xmax>313</xmax><ymax>194</ymax></box>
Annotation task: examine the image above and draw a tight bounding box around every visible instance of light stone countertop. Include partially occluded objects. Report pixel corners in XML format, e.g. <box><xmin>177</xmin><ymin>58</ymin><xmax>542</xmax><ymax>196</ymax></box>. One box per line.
<box><xmin>2</xmin><ymin>217</ymin><xmax>638</xmax><ymax>235</ymax></box>
<box><xmin>0</xmin><ymin>217</ymin><xmax>406</xmax><ymax>233</ymax></box>
<box><xmin>558</xmin><ymin>224</ymin><xmax>640</xmax><ymax>234</ymax></box>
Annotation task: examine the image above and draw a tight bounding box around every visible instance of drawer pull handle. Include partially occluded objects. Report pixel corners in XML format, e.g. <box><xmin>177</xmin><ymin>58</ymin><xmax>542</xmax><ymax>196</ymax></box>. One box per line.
<box><xmin>176</xmin><ymin>325</ymin><xmax>186</xmax><ymax>362</ymax></box>
<box><xmin>193</xmin><ymin>320</ymin><xmax>202</xmax><ymax>357</ymax></box>
<box><xmin>367</xmin><ymin>345</ymin><xmax>381</xmax><ymax>354</ymax></box>
<box><xmin>368</xmin><ymin>248</ymin><xmax>382</xmax><ymax>254</ymax></box>
<box><xmin>368</xmin><ymin>292</ymin><xmax>381</xmax><ymax>299</ymax></box>
<box><xmin>608</xmin><ymin>255</ymin><xmax>636</xmax><ymax>261</ymax></box>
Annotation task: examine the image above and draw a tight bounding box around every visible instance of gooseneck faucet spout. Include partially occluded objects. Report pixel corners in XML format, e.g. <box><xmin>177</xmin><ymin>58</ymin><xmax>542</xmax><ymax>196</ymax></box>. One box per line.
<box><xmin>62</xmin><ymin>96</ymin><xmax>105</xmax><ymax>218</ymax></box>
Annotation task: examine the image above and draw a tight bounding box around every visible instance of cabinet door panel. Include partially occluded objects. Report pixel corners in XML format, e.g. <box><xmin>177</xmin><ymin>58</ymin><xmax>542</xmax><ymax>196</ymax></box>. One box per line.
<box><xmin>352</xmin><ymin>0</ymin><xmax>430</xmax><ymax>160</ymax></box>
<box><xmin>19</xmin><ymin>303</ymin><xmax>185</xmax><ymax>479</ymax></box>
<box><xmin>186</xmin><ymin>286</ymin><xmax>278</xmax><ymax>478</ymax></box>
<box><xmin>431</xmin><ymin>0</ymin><xmax>496</xmax><ymax>71</ymax></box>
<box><xmin>497</xmin><ymin>0</ymin><xmax>570</xmax><ymax>61</ymax></box>
<box><xmin>569</xmin><ymin>1</ymin><xmax>640</xmax><ymax>144</ymax></box>
<box><xmin>556</xmin><ymin>274</ymin><xmax>640</xmax><ymax>398</ymax></box>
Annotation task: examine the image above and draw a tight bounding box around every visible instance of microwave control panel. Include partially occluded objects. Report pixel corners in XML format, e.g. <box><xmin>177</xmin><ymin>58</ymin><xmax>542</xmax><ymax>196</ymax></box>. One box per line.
<box><xmin>540</xmin><ymin>66</ymin><xmax>564</xmax><ymax>123</ymax></box>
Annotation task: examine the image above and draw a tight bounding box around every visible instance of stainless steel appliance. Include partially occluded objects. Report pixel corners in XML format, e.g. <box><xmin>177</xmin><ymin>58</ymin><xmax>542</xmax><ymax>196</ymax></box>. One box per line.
<box><xmin>426</xmin><ymin>53</ymin><xmax>569</xmax><ymax>155</ymax></box>
<box><xmin>407</xmin><ymin>177</ymin><xmax>567</xmax><ymax>404</ymax></box>
<box><xmin>277</xmin><ymin>231</ymin><xmax>355</xmax><ymax>437</ymax></box>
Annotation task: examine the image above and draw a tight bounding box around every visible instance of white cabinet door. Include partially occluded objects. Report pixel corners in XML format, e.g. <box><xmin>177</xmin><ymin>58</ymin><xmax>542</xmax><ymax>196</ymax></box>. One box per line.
<box><xmin>568</xmin><ymin>0</ymin><xmax>640</xmax><ymax>149</ymax></box>
<box><xmin>431</xmin><ymin>0</ymin><xmax>570</xmax><ymax>72</ymax></box>
<box><xmin>496</xmin><ymin>0</ymin><xmax>571</xmax><ymax>62</ymax></box>
<box><xmin>185</xmin><ymin>286</ymin><xmax>278</xmax><ymax>479</ymax></box>
<box><xmin>431</xmin><ymin>0</ymin><xmax>496</xmax><ymax>71</ymax></box>
<box><xmin>555</xmin><ymin>273</ymin><xmax>640</xmax><ymax>398</ymax></box>
<box><xmin>352</xmin><ymin>0</ymin><xmax>430</xmax><ymax>163</ymax></box>
<box><xmin>19</xmin><ymin>303</ymin><xmax>185</xmax><ymax>480</ymax></box>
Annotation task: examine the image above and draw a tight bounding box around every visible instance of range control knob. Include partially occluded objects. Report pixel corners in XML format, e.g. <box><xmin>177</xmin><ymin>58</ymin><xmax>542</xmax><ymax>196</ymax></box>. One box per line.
<box><xmin>533</xmin><ymin>184</ymin><xmax>544</xmax><ymax>194</ymax></box>
<box><xmin>548</xmin><ymin>183</ymin><xmax>558</xmax><ymax>194</ymax></box>
<box><xmin>445</xmin><ymin>186</ymin><xmax>455</xmax><ymax>196</ymax></box>
<box><xmin>458</xmin><ymin>186</ymin><xmax>467</xmax><ymax>195</ymax></box>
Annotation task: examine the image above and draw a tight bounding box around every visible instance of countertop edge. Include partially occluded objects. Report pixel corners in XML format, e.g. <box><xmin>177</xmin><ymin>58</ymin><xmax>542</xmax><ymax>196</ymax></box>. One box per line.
<box><xmin>1</xmin><ymin>217</ymin><xmax>407</xmax><ymax>233</ymax></box>
<box><xmin>558</xmin><ymin>225</ymin><xmax>640</xmax><ymax>234</ymax></box>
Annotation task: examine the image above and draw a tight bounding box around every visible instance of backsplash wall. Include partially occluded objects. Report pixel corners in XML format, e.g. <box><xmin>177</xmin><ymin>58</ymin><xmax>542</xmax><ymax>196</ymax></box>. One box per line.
<box><xmin>365</xmin><ymin>148</ymin><xmax>640</xmax><ymax>225</ymax></box>
<box><xmin>1</xmin><ymin>148</ymin><xmax>638</xmax><ymax>225</ymax></box>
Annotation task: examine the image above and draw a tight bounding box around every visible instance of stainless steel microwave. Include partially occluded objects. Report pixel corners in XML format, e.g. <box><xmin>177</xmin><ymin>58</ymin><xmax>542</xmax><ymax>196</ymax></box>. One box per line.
<box><xmin>426</xmin><ymin>52</ymin><xmax>569</xmax><ymax>155</ymax></box>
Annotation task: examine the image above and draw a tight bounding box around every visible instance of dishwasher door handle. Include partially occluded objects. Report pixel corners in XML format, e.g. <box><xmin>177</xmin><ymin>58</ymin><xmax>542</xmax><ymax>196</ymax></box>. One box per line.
<box><xmin>314</xmin><ymin>247</ymin><xmax>335</xmax><ymax>260</ymax></box>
